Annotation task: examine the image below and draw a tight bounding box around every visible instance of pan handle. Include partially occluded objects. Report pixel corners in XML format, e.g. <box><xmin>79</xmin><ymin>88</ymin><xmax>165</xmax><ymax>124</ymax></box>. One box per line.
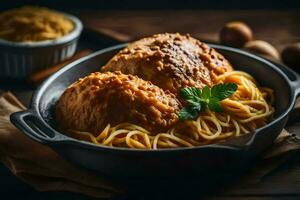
<box><xmin>10</xmin><ymin>110</ymin><xmax>68</xmax><ymax>145</ymax></box>
<box><xmin>271</xmin><ymin>61</ymin><xmax>300</xmax><ymax>97</ymax></box>
<box><xmin>270</xmin><ymin>61</ymin><xmax>300</xmax><ymax>125</ymax></box>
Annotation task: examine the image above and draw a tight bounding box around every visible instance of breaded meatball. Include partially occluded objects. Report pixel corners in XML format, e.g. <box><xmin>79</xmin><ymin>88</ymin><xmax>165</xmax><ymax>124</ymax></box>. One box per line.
<box><xmin>56</xmin><ymin>71</ymin><xmax>181</xmax><ymax>134</ymax></box>
<box><xmin>102</xmin><ymin>33</ymin><xmax>233</xmax><ymax>94</ymax></box>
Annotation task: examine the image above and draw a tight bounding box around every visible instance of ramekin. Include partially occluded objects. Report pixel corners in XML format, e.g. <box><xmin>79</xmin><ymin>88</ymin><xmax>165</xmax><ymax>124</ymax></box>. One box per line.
<box><xmin>0</xmin><ymin>12</ymin><xmax>83</xmax><ymax>79</ymax></box>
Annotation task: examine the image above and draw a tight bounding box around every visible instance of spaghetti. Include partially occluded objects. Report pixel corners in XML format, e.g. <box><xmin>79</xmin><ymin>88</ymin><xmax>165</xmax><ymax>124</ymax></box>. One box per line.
<box><xmin>67</xmin><ymin>71</ymin><xmax>274</xmax><ymax>149</ymax></box>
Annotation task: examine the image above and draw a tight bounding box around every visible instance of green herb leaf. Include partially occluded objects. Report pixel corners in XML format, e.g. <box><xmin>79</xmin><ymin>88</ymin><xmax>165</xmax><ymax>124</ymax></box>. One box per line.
<box><xmin>208</xmin><ymin>97</ymin><xmax>223</xmax><ymax>112</ymax></box>
<box><xmin>211</xmin><ymin>83</ymin><xmax>238</xmax><ymax>100</ymax></box>
<box><xmin>178</xmin><ymin>103</ymin><xmax>202</xmax><ymax>120</ymax></box>
<box><xmin>179</xmin><ymin>87</ymin><xmax>201</xmax><ymax>103</ymax></box>
<box><xmin>200</xmin><ymin>86</ymin><xmax>211</xmax><ymax>101</ymax></box>
<box><xmin>178</xmin><ymin>83</ymin><xmax>238</xmax><ymax>120</ymax></box>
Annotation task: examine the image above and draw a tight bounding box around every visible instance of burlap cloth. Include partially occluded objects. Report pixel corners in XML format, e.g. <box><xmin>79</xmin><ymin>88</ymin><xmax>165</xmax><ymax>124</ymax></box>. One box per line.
<box><xmin>0</xmin><ymin>92</ymin><xmax>121</xmax><ymax>198</ymax></box>
<box><xmin>1</xmin><ymin>91</ymin><xmax>300</xmax><ymax>197</ymax></box>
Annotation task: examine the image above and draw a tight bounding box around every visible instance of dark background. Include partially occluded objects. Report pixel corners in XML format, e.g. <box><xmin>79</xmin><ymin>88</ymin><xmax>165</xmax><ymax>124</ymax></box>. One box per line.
<box><xmin>0</xmin><ymin>0</ymin><xmax>299</xmax><ymax>10</ymax></box>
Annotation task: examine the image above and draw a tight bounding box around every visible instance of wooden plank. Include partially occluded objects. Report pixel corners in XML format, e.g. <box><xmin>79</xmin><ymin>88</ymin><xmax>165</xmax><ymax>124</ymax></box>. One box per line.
<box><xmin>77</xmin><ymin>10</ymin><xmax>300</xmax><ymax>51</ymax></box>
<box><xmin>217</xmin><ymin>153</ymin><xmax>300</xmax><ymax>196</ymax></box>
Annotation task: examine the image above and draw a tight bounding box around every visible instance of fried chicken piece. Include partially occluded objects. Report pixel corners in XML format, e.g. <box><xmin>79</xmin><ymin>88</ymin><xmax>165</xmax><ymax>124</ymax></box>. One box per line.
<box><xmin>102</xmin><ymin>33</ymin><xmax>233</xmax><ymax>94</ymax></box>
<box><xmin>56</xmin><ymin>71</ymin><xmax>181</xmax><ymax>134</ymax></box>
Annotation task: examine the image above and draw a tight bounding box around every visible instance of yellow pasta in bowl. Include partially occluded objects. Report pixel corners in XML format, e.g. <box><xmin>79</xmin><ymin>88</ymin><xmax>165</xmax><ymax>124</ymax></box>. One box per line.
<box><xmin>0</xmin><ymin>6</ymin><xmax>82</xmax><ymax>78</ymax></box>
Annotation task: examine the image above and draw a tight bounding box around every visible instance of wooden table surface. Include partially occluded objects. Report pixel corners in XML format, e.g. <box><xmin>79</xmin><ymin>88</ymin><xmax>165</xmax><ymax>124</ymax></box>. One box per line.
<box><xmin>1</xmin><ymin>10</ymin><xmax>300</xmax><ymax>200</ymax></box>
<box><xmin>78</xmin><ymin>10</ymin><xmax>300</xmax><ymax>51</ymax></box>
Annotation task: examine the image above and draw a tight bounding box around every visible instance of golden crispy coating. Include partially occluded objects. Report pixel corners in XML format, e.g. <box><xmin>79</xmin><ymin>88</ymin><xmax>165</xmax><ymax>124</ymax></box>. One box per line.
<box><xmin>56</xmin><ymin>71</ymin><xmax>181</xmax><ymax>134</ymax></box>
<box><xmin>102</xmin><ymin>33</ymin><xmax>233</xmax><ymax>94</ymax></box>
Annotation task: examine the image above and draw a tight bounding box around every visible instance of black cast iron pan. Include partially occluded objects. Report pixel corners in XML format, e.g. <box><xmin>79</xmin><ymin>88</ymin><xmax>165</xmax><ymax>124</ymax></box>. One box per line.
<box><xmin>10</xmin><ymin>44</ymin><xmax>300</xmax><ymax>179</ymax></box>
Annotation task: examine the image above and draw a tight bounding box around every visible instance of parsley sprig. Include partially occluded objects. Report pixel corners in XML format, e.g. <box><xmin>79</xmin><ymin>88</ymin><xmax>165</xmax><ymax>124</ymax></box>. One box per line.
<box><xmin>178</xmin><ymin>83</ymin><xmax>238</xmax><ymax>120</ymax></box>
